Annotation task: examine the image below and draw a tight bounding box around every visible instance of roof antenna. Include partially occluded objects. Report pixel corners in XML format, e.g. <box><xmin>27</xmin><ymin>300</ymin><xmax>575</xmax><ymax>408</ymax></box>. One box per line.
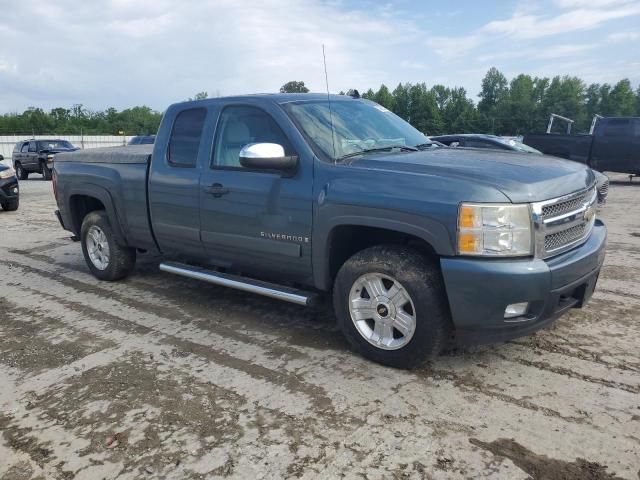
<box><xmin>322</xmin><ymin>44</ymin><xmax>337</xmax><ymax>163</ymax></box>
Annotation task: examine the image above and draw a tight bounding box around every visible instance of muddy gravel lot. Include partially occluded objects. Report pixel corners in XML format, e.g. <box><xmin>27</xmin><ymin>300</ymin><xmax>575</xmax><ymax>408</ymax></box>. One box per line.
<box><xmin>1</xmin><ymin>174</ymin><xmax>639</xmax><ymax>479</ymax></box>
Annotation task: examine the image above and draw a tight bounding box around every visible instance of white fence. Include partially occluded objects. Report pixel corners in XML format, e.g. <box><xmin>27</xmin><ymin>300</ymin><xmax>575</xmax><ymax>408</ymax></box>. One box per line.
<box><xmin>0</xmin><ymin>135</ymin><xmax>134</xmax><ymax>164</ymax></box>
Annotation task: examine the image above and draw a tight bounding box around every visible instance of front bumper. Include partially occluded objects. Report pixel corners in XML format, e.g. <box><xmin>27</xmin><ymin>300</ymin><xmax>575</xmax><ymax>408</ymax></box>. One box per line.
<box><xmin>0</xmin><ymin>176</ymin><xmax>19</xmax><ymax>200</ymax></box>
<box><xmin>440</xmin><ymin>220</ymin><xmax>607</xmax><ymax>345</ymax></box>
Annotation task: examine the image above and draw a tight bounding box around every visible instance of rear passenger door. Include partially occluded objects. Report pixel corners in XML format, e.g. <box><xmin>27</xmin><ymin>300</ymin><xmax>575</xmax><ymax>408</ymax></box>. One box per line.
<box><xmin>148</xmin><ymin>107</ymin><xmax>208</xmax><ymax>256</ymax></box>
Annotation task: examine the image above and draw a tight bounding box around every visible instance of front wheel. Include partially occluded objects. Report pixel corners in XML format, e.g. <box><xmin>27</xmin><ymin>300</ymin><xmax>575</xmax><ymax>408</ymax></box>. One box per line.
<box><xmin>1</xmin><ymin>198</ymin><xmax>19</xmax><ymax>211</ymax></box>
<box><xmin>41</xmin><ymin>162</ymin><xmax>52</xmax><ymax>180</ymax></box>
<box><xmin>333</xmin><ymin>245</ymin><xmax>451</xmax><ymax>369</ymax></box>
<box><xmin>81</xmin><ymin>211</ymin><xmax>136</xmax><ymax>281</ymax></box>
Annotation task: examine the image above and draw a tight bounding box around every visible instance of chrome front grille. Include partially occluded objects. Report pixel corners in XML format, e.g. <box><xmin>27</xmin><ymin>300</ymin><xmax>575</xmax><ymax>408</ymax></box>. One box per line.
<box><xmin>544</xmin><ymin>223</ymin><xmax>587</xmax><ymax>251</ymax></box>
<box><xmin>533</xmin><ymin>186</ymin><xmax>598</xmax><ymax>258</ymax></box>
<box><xmin>541</xmin><ymin>189</ymin><xmax>590</xmax><ymax>219</ymax></box>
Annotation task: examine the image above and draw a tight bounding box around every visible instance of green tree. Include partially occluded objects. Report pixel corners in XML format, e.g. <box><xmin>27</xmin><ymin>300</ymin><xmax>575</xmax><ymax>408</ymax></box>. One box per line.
<box><xmin>279</xmin><ymin>81</ymin><xmax>309</xmax><ymax>93</ymax></box>
<box><xmin>391</xmin><ymin>83</ymin><xmax>411</xmax><ymax>121</ymax></box>
<box><xmin>189</xmin><ymin>91</ymin><xmax>208</xmax><ymax>101</ymax></box>
<box><xmin>373</xmin><ymin>84</ymin><xmax>394</xmax><ymax>110</ymax></box>
<box><xmin>608</xmin><ymin>79</ymin><xmax>636</xmax><ymax>116</ymax></box>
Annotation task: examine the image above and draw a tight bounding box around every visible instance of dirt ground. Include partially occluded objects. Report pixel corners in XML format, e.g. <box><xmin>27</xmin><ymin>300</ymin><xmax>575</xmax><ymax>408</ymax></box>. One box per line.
<box><xmin>0</xmin><ymin>173</ymin><xmax>639</xmax><ymax>480</ymax></box>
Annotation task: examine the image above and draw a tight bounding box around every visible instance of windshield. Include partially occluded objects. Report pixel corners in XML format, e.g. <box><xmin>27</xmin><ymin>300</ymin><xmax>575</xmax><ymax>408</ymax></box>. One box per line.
<box><xmin>496</xmin><ymin>138</ymin><xmax>542</xmax><ymax>155</ymax></box>
<box><xmin>38</xmin><ymin>140</ymin><xmax>74</xmax><ymax>150</ymax></box>
<box><xmin>283</xmin><ymin>99</ymin><xmax>429</xmax><ymax>161</ymax></box>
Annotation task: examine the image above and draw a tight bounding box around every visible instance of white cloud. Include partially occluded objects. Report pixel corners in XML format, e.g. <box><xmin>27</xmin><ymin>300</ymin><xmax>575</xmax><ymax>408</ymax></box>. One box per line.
<box><xmin>426</xmin><ymin>34</ymin><xmax>484</xmax><ymax>58</ymax></box>
<box><xmin>0</xmin><ymin>0</ymin><xmax>637</xmax><ymax>112</ymax></box>
<box><xmin>554</xmin><ymin>0</ymin><xmax>636</xmax><ymax>8</ymax></box>
<box><xmin>607</xmin><ymin>31</ymin><xmax>640</xmax><ymax>42</ymax></box>
<box><xmin>482</xmin><ymin>3</ymin><xmax>640</xmax><ymax>40</ymax></box>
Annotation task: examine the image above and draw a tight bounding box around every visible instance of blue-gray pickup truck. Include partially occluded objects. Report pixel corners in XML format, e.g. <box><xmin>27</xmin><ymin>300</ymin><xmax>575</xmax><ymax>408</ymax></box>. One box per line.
<box><xmin>53</xmin><ymin>94</ymin><xmax>606</xmax><ymax>368</ymax></box>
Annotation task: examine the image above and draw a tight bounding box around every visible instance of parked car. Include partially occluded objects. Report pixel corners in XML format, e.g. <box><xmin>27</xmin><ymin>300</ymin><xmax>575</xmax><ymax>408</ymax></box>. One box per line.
<box><xmin>12</xmin><ymin>139</ymin><xmax>78</xmax><ymax>180</ymax></box>
<box><xmin>0</xmin><ymin>155</ymin><xmax>19</xmax><ymax>211</ymax></box>
<box><xmin>128</xmin><ymin>135</ymin><xmax>156</xmax><ymax>145</ymax></box>
<box><xmin>431</xmin><ymin>133</ymin><xmax>543</xmax><ymax>154</ymax></box>
<box><xmin>523</xmin><ymin>116</ymin><xmax>640</xmax><ymax>176</ymax></box>
<box><xmin>53</xmin><ymin>94</ymin><xmax>606</xmax><ymax>368</ymax></box>
<box><xmin>432</xmin><ymin>133</ymin><xmax>609</xmax><ymax>205</ymax></box>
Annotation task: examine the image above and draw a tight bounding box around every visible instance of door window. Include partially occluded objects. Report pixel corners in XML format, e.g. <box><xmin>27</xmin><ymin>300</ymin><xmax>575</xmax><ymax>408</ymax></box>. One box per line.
<box><xmin>212</xmin><ymin>106</ymin><xmax>292</xmax><ymax>169</ymax></box>
<box><xmin>167</xmin><ymin>108</ymin><xmax>207</xmax><ymax>167</ymax></box>
<box><xmin>20</xmin><ymin>143</ymin><xmax>29</xmax><ymax>153</ymax></box>
<box><xmin>28</xmin><ymin>141</ymin><xmax>37</xmax><ymax>152</ymax></box>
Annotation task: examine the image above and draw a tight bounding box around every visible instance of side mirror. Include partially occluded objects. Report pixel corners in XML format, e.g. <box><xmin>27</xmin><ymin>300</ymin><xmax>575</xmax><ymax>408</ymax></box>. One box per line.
<box><xmin>0</xmin><ymin>154</ymin><xmax>4</xmax><ymax>161</ymax></box>
<box><xmin>239</xmin><ymin>143</ymin><xmax>297</xmax><ymax>172</ymax></box>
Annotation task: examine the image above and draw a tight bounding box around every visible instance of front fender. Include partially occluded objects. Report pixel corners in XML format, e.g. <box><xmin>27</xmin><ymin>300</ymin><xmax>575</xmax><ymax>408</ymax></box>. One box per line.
<box><xmin>312</xmin><ymin>204</ymin><xmax>454</xmax><ymax>290</ymax></box>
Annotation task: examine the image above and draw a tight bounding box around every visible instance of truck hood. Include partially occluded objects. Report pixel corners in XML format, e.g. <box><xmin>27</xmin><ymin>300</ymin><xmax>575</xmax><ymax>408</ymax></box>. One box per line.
<box><xmin>345</xmin><ymin>147</ymin><xmax>595</xmax><ymax>203</ymax></box>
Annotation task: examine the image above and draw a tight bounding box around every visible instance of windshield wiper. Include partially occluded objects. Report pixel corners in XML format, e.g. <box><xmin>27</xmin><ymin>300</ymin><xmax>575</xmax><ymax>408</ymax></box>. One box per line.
<box><xmin>337</xmin><ymin>145</ymin><xmax>418</xmax><ymax>161</ymax></box>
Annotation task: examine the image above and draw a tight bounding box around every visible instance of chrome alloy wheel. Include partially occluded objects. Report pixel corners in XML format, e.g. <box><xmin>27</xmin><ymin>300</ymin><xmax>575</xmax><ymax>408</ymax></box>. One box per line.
<box><xmin>86</xmin><ymin>225</ymin><xmax>110</xmax><ymax>270</ymax></box>
<box><xmin>348</xmin><ymin>273</ymin><xmax>417</xmax><ymax>350</ymax></box>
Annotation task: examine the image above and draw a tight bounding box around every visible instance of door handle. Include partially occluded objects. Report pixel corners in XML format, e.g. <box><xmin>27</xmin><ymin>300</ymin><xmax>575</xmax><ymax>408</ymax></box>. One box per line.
<box><xmin>207</xmin><ymin>183</ymin><xmax>229</xmax><ymax>197</ymax></box>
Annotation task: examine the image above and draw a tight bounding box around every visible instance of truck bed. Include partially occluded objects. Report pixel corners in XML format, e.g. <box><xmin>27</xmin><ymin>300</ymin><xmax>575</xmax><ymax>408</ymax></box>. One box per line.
<box><xmin>54</xmin><ymin>145</ymin><xmax>157</xmax><ymax>252</ymax></box>
<box><xmin>54</xmin><ymin>145</ymin><xmax>153</xmax><ymax>164</ymax></box>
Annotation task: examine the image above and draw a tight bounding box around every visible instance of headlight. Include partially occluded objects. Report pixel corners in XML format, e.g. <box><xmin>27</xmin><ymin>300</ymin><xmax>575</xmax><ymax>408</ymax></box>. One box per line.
<box><xmin>457</xmin><ymin>203</ymin><xmax>532</xmax><ymax>256</ymax></box>
<box><xmin>0</xmin><ymin>167</ymin><xmax>16</xmax><ymax>179</ymax></box>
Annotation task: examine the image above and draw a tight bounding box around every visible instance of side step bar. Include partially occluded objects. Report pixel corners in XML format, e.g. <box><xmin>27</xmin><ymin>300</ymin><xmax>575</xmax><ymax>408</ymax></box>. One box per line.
<box><xmin>159</xmin><ymin>261</ymin><xmax>318</xmax><ymax>307</ymax></box>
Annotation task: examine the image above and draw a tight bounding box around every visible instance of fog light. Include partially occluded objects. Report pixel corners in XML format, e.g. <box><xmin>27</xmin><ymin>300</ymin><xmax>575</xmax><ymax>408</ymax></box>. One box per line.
<box><xmin>504</xmin><ymin>302</ymin><xmax>529</xmax><ymax>319</ymax></box>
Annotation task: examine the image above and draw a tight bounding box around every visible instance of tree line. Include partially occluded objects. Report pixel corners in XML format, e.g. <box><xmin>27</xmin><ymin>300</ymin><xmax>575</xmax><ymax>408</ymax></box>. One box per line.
<box><xmin>1</xmin><ymin>68</ymin><xmax>638</xmax><ymax>137</ymax></box>
<box><xmin>284</xmin><ymin>69</ymin><xmax>640</xmax><ymax>135</ymax></box>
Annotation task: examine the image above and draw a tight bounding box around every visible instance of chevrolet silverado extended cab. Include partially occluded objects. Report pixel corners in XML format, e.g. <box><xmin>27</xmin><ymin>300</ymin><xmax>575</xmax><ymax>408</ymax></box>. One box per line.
<box><xmin>53</xmin><ymin>94</ymin><xmax>606</xmax><ymax>368</ymax></box>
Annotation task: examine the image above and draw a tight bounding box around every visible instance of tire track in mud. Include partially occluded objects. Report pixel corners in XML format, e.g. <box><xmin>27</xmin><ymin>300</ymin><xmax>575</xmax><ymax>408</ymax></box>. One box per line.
<box><xmin>7</xmin><ymin>248</ymin><xmax>343</xmax><ymax>360</ymax></box>
<box><xmin>418</xmin><ymin>369</ymin><xmax>589</xmax><ymax>425</ymax></box>
<box><xmin>7</xmin><ymin>281</ymin><xmax>339</xmax><ymax>419</ymax></box>
<box><xmin>3</xmin><ymin>251</ymin><xmax>635</xmax><ymax>432</ymax></box>
<box><xmin>492</xmin><ymin>352</ymin><xmax>640</xmax><ymax>394</ymax></box>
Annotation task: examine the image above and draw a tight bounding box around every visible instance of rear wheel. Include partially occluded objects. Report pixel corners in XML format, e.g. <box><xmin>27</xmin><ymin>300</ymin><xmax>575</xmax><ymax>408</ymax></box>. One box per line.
<box><xmin>81</xmin><ymin>211</ymin><xmax>136</xmax><ymax>281</ymax></box>
<box><xmin>15</xmin><ymin>163</ymin><xmax>28</xmax><ymax>180</ymax></box>
<box><xmin>1</xmin><ymin>198</ymin><xmax>19</xmax><ymax>211</ymax></box>
<box><xmin>41</xmin><ymin>162</ymin><xmax>52</xmax><ymax>180</ymax></box>
<box><xmin>333</xmin><ymin>245</ymin><xmax>451</xmax><ymax>369</ymax></box>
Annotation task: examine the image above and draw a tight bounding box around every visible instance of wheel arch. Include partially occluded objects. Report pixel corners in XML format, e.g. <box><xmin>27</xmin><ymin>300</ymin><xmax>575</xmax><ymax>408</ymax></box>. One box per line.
<box><xmin>314</xmin><ymin>218</ymin><xmax>449</xmax><ymax>291</ymax></box>
<box><xmin>67</xmin><ymin>187</ymin><xmax>127</xmax><ymax>246</ymax></box>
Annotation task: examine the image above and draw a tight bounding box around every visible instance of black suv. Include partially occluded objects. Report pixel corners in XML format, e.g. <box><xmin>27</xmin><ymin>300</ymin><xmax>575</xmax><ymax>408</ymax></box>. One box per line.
<box><xmin>0</xmin><ymin>155</ymin><xmax>19</xmax><ymax>211</ymax></box>
<box><xmin>12</xmin><ymin>139</ymin><xmax>78</xmax><ymax>180</ymax></box>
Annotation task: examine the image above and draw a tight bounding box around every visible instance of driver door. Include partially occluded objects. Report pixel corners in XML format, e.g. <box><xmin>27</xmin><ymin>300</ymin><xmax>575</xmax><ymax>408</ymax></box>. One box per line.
<box><xmin>198</xmin><ymin>104</ymin><xmax>313</xmax><ymax>283</ymax></box>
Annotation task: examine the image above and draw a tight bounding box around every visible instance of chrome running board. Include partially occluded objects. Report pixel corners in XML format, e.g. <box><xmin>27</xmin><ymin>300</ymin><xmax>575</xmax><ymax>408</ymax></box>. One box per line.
<box><xmin>159</xmin><ymin>261</ymin><xmax>317</xmax><ymax>307</ymax></box>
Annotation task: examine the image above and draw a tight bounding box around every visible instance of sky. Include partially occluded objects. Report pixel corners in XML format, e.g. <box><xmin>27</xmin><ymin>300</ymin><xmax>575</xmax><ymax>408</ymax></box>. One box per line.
<box><xmin>0</xmin><ymin>0</ymin><xmax>639</xmax><ymax>113</ymax></box>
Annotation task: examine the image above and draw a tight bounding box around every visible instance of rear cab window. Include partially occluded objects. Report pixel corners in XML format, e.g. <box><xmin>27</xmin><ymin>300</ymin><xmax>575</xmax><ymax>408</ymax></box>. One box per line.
<box><xmin>167</xmin><ymin>108</ymin><xmax>207</xmax><ymax>167</ymax></box>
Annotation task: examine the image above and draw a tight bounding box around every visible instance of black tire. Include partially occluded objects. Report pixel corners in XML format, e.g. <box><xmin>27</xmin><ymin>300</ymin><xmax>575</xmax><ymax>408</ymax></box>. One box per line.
<box><xmin>41</xmin><ymin>162</ymin><xmax>52</xmax><ymax>180</ymax></box>
<box><xmin>333</xmin><ymin>245</ymin><xmax>451</xmax><ymax>369</ymax></box>
<box><xmin>1</xmin><ymin>197</ymin><xmax>19</xmax><ymax>211</ymax></box>
<box><xmin>15</xmin><ymin>163</ymin><xmax>28</xmax><ymax>180</ymax></box>
<box><xmin>80</xmin><ymin>210</ymin><xmax>136</xmax><ymax>281</ymax></box>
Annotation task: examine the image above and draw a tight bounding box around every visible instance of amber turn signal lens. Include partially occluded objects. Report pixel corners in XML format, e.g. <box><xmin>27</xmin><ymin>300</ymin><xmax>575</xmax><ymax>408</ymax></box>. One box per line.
<box><xmin>459</xmin><ymin>205</ymin><xmax>478</xmax><ymax>229</ymax></box>
<box><xmin>458</xmin><ymin>232</ymin><xmax>480</xmax><ymax>253</ymax></box>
